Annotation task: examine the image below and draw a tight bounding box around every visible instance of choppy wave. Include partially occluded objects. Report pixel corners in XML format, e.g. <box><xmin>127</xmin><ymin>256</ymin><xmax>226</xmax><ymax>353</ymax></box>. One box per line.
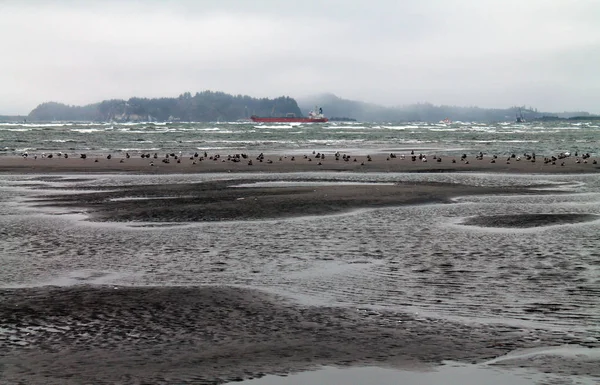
<box><xmin>0</xmin><ymin>120</ymin><xmax>599</xmax><ymax>157</ymax></box>
<box><xmin>71</xmin><ymin>128</ymin><xmax>104</xmax><ymax>133</ymax></box>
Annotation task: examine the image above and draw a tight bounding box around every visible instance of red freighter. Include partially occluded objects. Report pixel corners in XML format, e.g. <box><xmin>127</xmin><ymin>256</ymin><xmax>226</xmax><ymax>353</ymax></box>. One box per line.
<box><xmin>250</xmin><ymin>106</ymin><xmax>328</xmax><ymax>123</ymax></box>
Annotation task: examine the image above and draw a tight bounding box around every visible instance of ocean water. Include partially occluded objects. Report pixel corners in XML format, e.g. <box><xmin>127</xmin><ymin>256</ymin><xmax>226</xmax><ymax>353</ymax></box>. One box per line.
<box><xmin>1</xmin><ymin>120</ymin><xmax>599</xmax><ymax>157</ymax></box>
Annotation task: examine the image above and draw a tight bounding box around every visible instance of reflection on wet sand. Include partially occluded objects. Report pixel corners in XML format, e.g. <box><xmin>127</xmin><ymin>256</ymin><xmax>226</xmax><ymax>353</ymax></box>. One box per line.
<box><xmin>231</xmin><ymin>362</ymin><xmax>598</xmax><ymax>385</ymax></box>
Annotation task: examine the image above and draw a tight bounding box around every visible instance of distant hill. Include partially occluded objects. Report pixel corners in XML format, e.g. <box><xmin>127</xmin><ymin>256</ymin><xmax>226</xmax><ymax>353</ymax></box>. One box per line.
<box><xmin>27</xmin><ymin>91</ymin><xmax>302</xmax><ymax>122</ymax></box>
<box><xmin>297</xmin><ymin>93</ymin><xmax>593</xmax><ymax>123</ymax></box>
<box><xmin>24</xmin><ymin>91</ymin><xmax>596</xmax><ymax>123</ymax></box>
<box><xmin>0</xmin><ymin>115</ymin><xmax>27</xmax><ymax>123</ymax></box>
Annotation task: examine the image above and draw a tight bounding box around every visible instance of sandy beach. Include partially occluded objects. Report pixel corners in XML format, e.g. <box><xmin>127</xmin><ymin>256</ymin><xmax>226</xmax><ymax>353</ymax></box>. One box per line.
<box><xmin>1</xmin><ymin>154</ymin><xmax>599</xmax><ymax>384</ymax></box>
<box><xmin>1</xmin><ymin>151</ymin><xmax>600</xmax><ymax>174</ymax></box>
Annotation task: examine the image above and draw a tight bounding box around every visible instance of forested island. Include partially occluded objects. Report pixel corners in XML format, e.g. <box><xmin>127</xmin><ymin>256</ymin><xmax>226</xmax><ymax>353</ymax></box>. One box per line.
<box><xmin>13</xmin><ymin>90</ymin><xmax>597</xmax><ymax>123</ymax></box>
<box><xmin>27</xmin><ymin>91</ymin><xmax>301</xmax><ymax>122</ymax></box>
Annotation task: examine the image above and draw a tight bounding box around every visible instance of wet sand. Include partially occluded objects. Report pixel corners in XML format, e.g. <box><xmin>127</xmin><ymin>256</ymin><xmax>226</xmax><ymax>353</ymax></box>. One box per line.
<box><xmin>461</xmin><ymin>213</ymin><xmax>600</xmax><ymax>228</ymax></box>
<box><xmin>1</xmin><ymin>157</ymin><xmax>599</xmax><ymax>384</ymax></box>
<box><xmin>1</xmin><ymin>286</ymin><xmax>598</xmax><ymax>385</ymax></box>
<box><xmin>28</xmin><ymin>178</ymin><xmax>551</xmax><ymax>222</ymax></box>
<box><xmin>1</xmin><ymin>152</ymin><xmax>600</xmax><ymax>174</ymax></box>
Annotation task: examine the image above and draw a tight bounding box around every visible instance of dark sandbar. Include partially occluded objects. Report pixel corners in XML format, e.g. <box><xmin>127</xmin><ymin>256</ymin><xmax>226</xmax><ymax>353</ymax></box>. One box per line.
<box><xmin>29</xmin><ymin>179</ymin><xmax>550</xmax><ymax>222</ymax></box>
<box><xmin>1</xmin><ymin>285</ymin><xmax>595</xmax><ymax>384</ymax></box>
<box><xmin>461</xmin><ymin>213</ymin><xmax>599</xmax><ymax>228</ymax></box>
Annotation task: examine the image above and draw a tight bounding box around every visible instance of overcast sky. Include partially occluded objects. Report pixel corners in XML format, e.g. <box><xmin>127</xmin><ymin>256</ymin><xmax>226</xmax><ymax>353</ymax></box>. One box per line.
<box><xmin>1</xmin><ymin>0</ymin><xmax>599</xmax><ymax>114</ymax></box>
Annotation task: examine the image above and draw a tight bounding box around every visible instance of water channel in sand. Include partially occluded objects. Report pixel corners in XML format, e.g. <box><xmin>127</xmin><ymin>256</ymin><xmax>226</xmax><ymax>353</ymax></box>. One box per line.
<box><xmin>231</xmin><ymin>359</ymin><xmax>599</xmax><ymax>385</ymax></box>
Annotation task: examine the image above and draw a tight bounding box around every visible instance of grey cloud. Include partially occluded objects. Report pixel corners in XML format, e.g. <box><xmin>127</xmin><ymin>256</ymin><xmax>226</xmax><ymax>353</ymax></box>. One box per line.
<box><xmin>1</xmin><ymin>0</ymin><xmax>599</xmax><ymax>114</ymax></box>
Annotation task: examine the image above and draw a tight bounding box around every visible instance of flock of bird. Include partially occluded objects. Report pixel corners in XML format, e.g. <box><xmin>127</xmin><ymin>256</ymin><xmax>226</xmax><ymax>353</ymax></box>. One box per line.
<box><xmin>18</xmin><ymin>149</ymin><xmax>597</xmax><ymax>167</ymax></box>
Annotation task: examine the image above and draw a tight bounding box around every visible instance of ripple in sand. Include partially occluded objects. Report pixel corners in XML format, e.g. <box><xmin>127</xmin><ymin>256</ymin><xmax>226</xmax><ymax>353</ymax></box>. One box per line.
<box><xmin>460</xmin><ymin>213</ymin><xmax>600</xmax><ymax>228</ymax></box>
<box><xmin>230</xmin><ymin>181</ymin><xmax>396</xmax><ymax>188</ymax></box>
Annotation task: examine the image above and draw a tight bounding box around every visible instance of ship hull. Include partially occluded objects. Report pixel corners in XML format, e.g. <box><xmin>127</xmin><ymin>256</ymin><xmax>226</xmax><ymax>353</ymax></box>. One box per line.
<box><xmin>250</xmin><ymin>116</ymin><xmax>328</xmax><ymax>123</ymax></box>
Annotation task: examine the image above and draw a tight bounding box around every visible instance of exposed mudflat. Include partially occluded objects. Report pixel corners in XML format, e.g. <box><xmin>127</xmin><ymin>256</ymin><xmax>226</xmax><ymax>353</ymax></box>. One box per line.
<box><xmin>1</xmin><ymin>285</ymin><xmax>597</xmax><ymax>385</ymax></box>
<box><xmin>1</xmin><ymin>172</ymin><xmax>599</xmax><ymax>384</ymax></box>
<box><xmin>28</xmin><ymin>178</ymin><xmax>549</xmax><ymax>222</ymax></box>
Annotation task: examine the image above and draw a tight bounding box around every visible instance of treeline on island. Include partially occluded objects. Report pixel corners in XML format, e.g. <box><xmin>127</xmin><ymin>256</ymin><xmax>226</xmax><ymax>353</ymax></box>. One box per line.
<box><xmin>27</xmin><ymin>91</ymin><xmax>302</xmax><ymax>122</ymax></box>
<box><xmin>22</xmin><ymin>90</ymin><xmax>597</xmax><ymax>123</ymax></box>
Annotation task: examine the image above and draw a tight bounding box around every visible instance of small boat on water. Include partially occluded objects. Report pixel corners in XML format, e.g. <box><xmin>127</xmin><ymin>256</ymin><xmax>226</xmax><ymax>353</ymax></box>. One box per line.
<box><xmin>516</xmin><ymin>108</ymin><xmax>526</xmax><ymax>123</ymax></box>
<box><xmin>251</xmin><ymin>106</ymin><xmax>328</xmax><ymax>123</ymax></box>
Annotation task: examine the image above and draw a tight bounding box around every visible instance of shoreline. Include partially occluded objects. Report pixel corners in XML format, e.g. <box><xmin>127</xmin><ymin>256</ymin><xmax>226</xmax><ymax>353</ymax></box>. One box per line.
<box><xmin>1</xmin><ymin>152</ymin><xmax>600</xmax><ymax>174</ymax></box>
